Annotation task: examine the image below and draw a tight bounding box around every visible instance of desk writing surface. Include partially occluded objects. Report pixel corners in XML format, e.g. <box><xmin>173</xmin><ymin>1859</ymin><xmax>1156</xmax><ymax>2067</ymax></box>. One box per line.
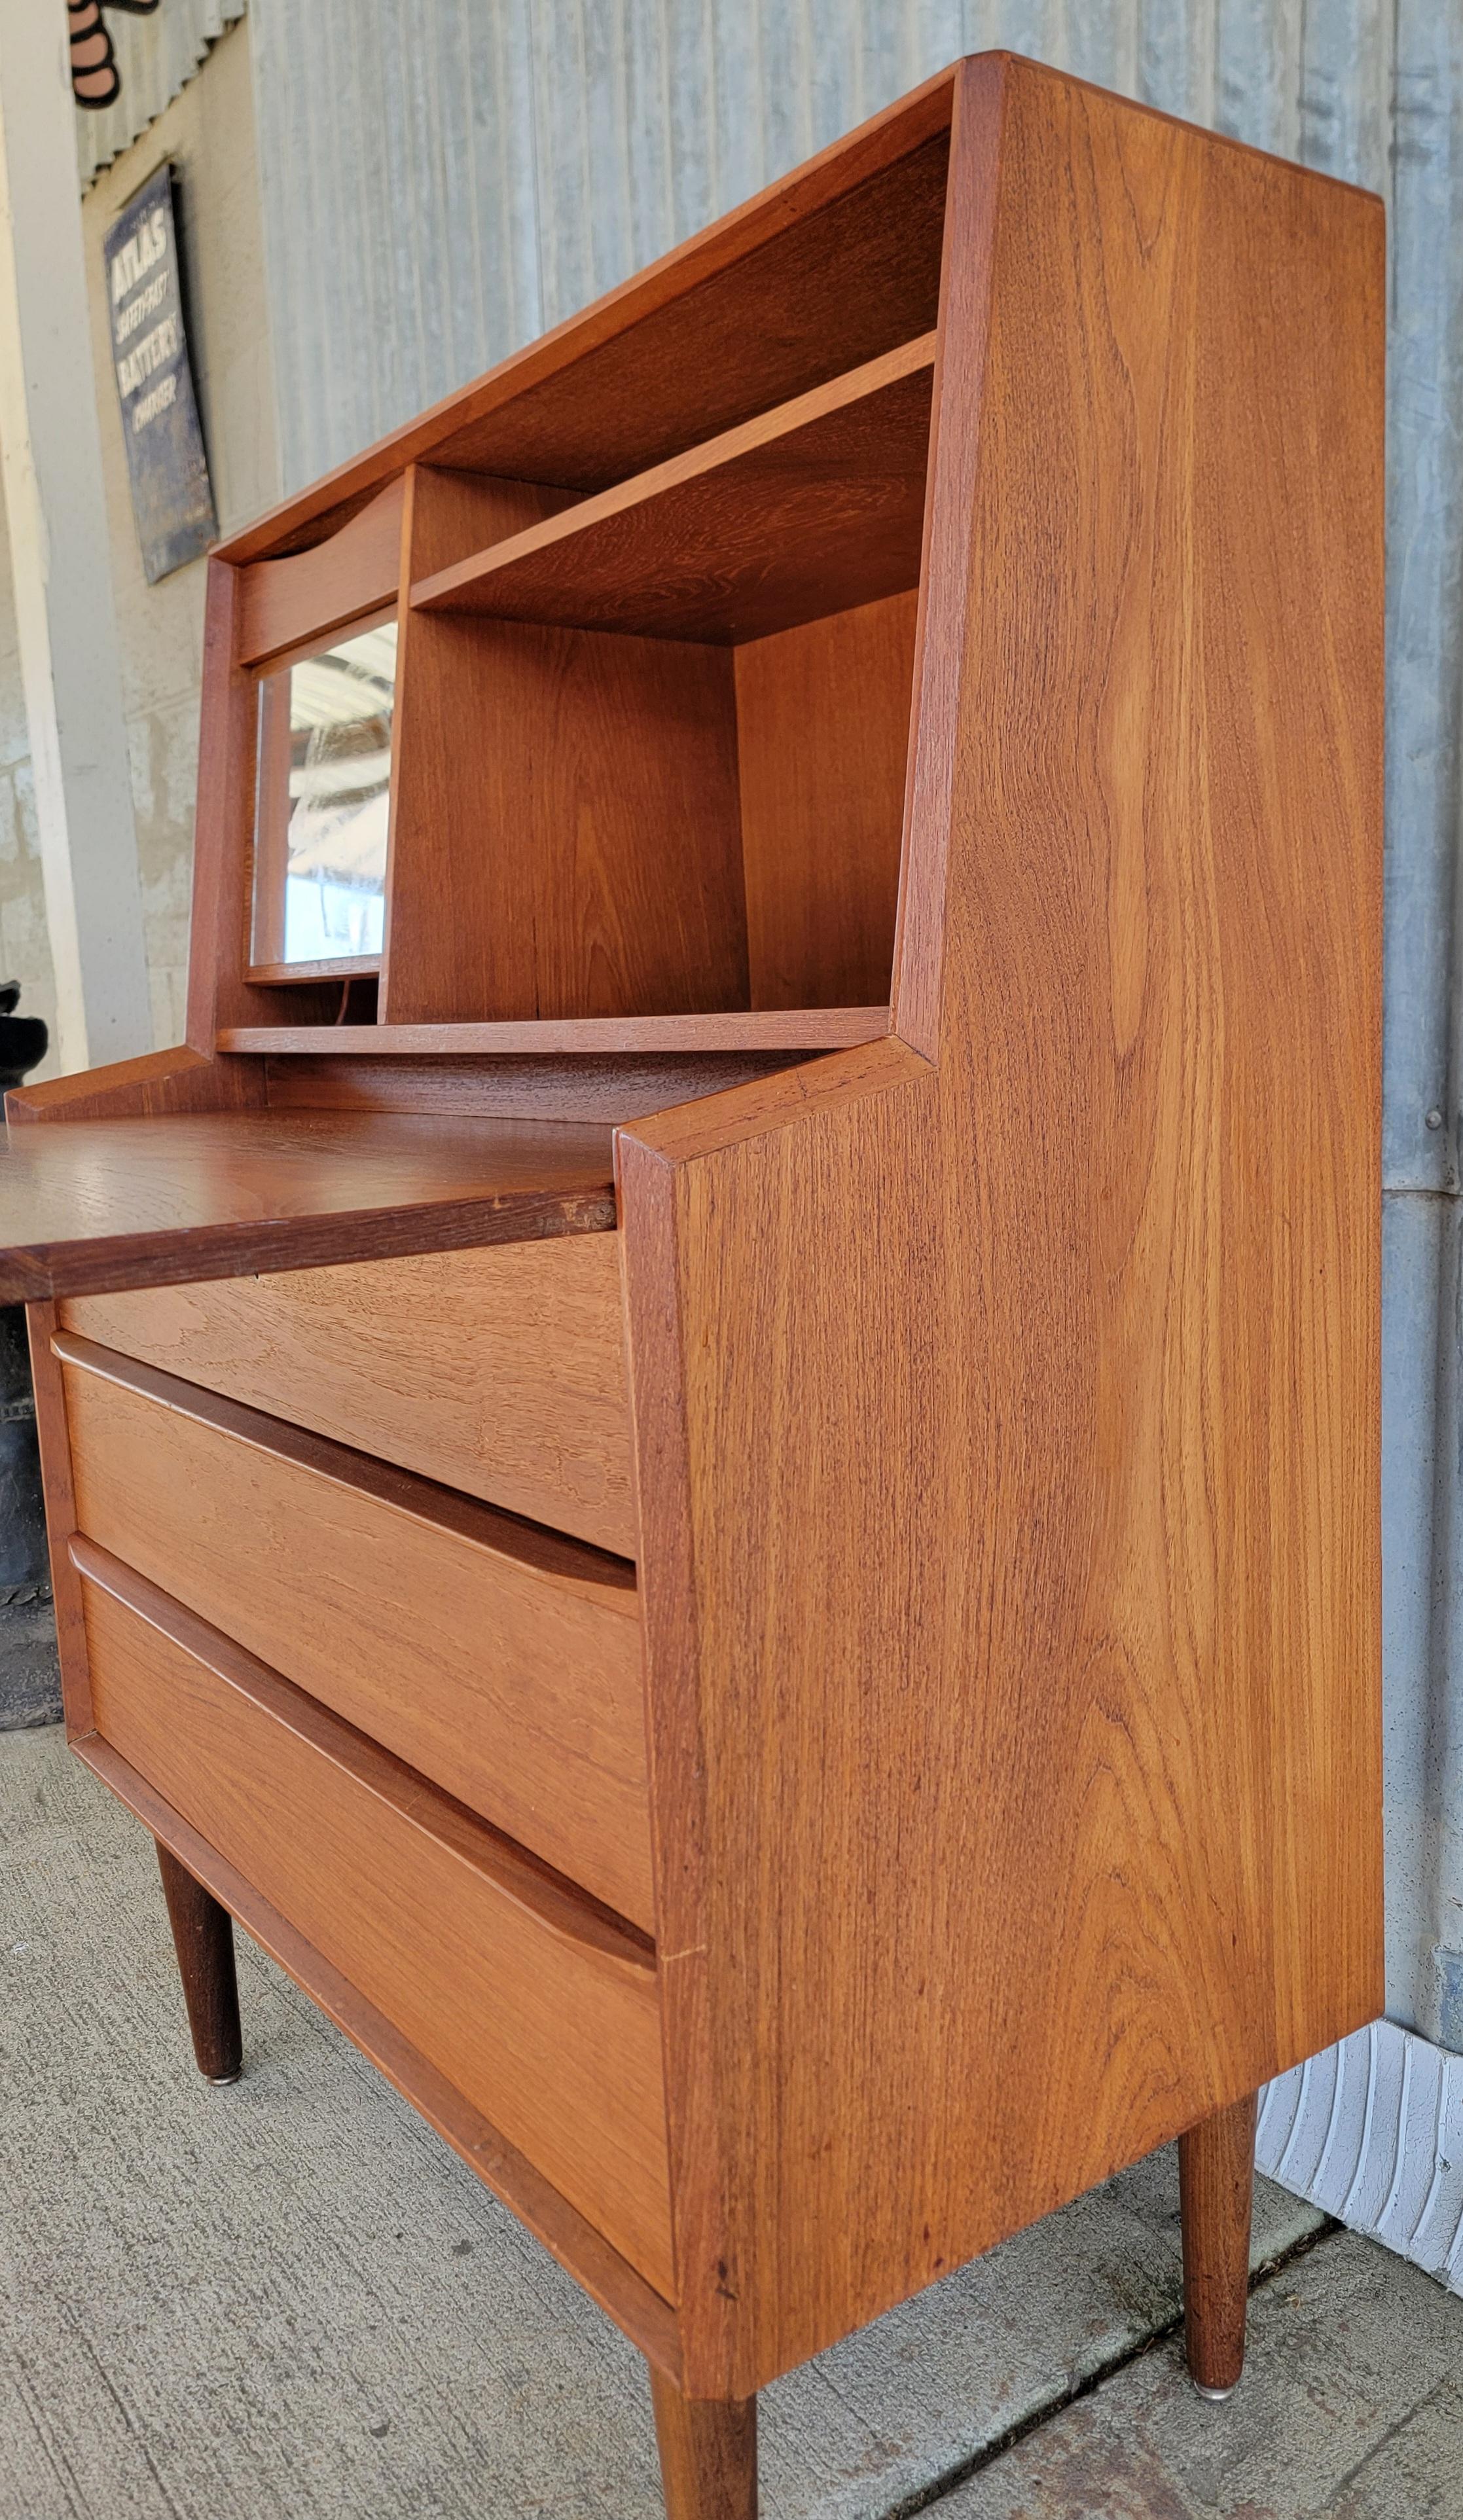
<box><xmin>0</xmin><ymin>1111</ymin><xmax>617</xmax><ymax>1301</ymax></box>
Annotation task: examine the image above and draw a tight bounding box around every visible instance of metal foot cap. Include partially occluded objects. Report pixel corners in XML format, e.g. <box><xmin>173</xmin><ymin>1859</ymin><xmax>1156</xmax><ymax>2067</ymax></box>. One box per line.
<box><xmin>1191</xmin><ymin>2378</ymin><xmax>1238</xmax><ymax>2403</ymax></box>
<box><xmin>206</xmin><ymin>2069</ymin><xmax>242</xmax><ymax>2086</ymax></box>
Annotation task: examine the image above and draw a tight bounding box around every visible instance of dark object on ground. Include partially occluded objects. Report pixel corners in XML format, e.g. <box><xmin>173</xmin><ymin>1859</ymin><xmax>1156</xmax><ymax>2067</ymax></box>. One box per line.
<box><xmin>0</xmin><ymin>984</ymin><xmax>58</xmax><ymax>1727</ymax></box>
<box><xmin>0</xmin><ymin>981</ymin><xmax>47</xmax><ymax>1091</ymax></box>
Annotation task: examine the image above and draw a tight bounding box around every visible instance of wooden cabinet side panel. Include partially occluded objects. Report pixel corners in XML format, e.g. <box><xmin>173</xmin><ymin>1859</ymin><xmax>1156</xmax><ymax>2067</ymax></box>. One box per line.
<box><xmin>736</xmin><ymin>590</ymin><xmax>918</xmax><ymax>1012</ymax></box>
<box><xmin>185</xmin><ymin>560</ymin><xmax>341</xmax><ymax>1045</ymax></box>
<box><xmin>626</xmin><ymin>57</ymin><xmax>1384</xmax><ymax>2394</ymax></box>
<box><xmin>25</xmin><ymin>1302</ymin><xmax>91</xmax><ymax>1735</ymax></box>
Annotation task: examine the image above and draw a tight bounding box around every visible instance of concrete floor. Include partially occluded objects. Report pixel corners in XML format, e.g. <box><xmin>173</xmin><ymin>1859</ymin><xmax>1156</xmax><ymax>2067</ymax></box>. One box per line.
<box><xmin>3</xmin><ymin>1726</ymin><xmax>1460</xmax><ymax>2520</ymax></box>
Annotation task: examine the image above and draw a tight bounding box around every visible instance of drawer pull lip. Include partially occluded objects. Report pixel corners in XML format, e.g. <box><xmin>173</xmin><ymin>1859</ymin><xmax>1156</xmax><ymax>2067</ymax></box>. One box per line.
<box><xmin>71</xmin><ymin>1534</ymin><xmax>657</xmax><ymax>1971</ymax></box>
<box><xmin>70</xmin><ymin>1730</ymin><xmax>683</xmax><ymax>2365</ymax></box>
<box><xmin>52</xmin><ymin>1328</ymin><xmax>638</xmax><ymax>1592</ymax></box>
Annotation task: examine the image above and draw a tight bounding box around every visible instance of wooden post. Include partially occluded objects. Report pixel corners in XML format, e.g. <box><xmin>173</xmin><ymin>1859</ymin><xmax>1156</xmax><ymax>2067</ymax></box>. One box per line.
<box><xmin>648</xmin><ymin>2369</ymin><xmax>757</xmax><ymax>2519</ymax></box>
<box><xmin>156</xmin><ymin>1843</ymin><xmax>243</xmax><ymax>2085</ymax></box>
<box><xmin>1179</xmin><ymin>2092</ymin><xmax>1257</xmax><ymax>2398</ymax></box>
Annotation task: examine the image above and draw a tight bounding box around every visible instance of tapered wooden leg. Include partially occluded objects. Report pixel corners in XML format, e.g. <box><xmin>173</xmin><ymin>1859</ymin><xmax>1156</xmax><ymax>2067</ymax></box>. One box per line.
<box><xmin>156</xmin><ymin>1843</ymin><xmax>242</xmax><ymax>2085</ymax></box>
<box><xmin>1179</xmin><ymin>2091</ymin><xmax>1257</xmax><ymax>2399</ymax></box>
<box><xmin>649</xmin><ymin>2369</ymin><xmax>757</xmax><ymax>2519</ymax></box>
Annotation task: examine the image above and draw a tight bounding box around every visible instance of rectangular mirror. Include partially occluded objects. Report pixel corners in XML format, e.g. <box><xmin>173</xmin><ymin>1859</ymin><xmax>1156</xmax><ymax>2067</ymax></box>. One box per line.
<box><xmin>250</xmin><ymin>617</ymin><xmax>397</xmax><ymax>971</ymax></box>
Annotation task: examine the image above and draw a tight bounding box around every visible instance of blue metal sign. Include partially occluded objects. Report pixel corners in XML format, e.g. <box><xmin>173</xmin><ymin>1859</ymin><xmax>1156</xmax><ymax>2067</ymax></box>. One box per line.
<box><xmin>103</xmin><ymin>162</ymin><xmax>215</xmax><ymax>583</ymax></box>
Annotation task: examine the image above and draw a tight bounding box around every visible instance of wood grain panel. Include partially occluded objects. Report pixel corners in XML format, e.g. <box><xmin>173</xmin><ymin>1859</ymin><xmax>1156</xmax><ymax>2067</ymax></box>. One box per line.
<box><xmin>403</xmin><ymin>465</ymin><xmax>581</xmax><ymax>578</ymax></box>
<box><xmin>383</xmin><ymin>617</ymin><xmax>747</xmax><ymax>1026</ymax></box>
<box><xmin>237</xmin><ymin>478</ymin><xmax>405</xmax><ymax>666</ymax></box>
<box><xmin>60</xmin><ymin>1234</ymin><xmax>635</xmax><ymax>1557</ymax></box>
<box><xmin>6</xmin><ymin>1047</ymin><xmax>266</xmax><ymax>1128</ymax></box>
<box><xmin>222</xmin><ymin>1012</ymin><xmax>890</xmax><ymax>1056</ymax></box>
<box><xmin>623</xmin><ymin>54</ymin><xmax>1384</xmax><ymax>2392</ymax></box>
<box><xmin>649</xmin><ymin>2375</ymin><xmax>757</xmax><ymax>2518</ymax></box>
<box><xmin>74</xmin><ymin>1733</ymin><xmax>682</xmax><ymax>2373</ymax></box>
<box><xmin>24</xmin><ymin>1302</ymin><xmax>92</xmax><ymax>1737</ymax></box>
<box><xmin>412</xmin><ymin>341</ymin><xmax>933</xmax><ymax>645</ymax></box>
<box><xmin>79</xmin><ymin>1551</ymin><xmax>674</xmax><ymax>2295</ymax></box>
<box><xmin>185</xmin><ymin>563</ymin><xmax>343</xmax><ymax>1045</ymax></box>
<box><xmin>0</xmin><ymin>1111</ymin><xmax>617</xmax><ymax>1303</ymax></box>
<box><xmin>217</xmin><ymin>102</ymin><xmax>954</xmax><ymax>560</ymax></box>
<box><xmin>737</xmin><ymin>591</ymin><xmax>917</xmax><ymax>1010</ymax></box>
<box><xmin>261</xmin><ymin>1050</ymin><xmax>816</xmax><ymax>1123</ymax></box>
<box><xmin>59</xmin><ymin>1336</ymin><xmax>653</xmax><ymax>1927</ymax></box>
<box><xmin>245</xmin><ymin>958</ymin><xmax>381</xmax><ymax>987</ymax></box>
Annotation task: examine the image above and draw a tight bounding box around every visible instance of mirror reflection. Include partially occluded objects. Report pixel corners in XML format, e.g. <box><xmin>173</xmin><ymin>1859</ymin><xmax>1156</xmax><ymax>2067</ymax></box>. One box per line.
<box><xmin>252</xmin><ymin>619</ymin><xmax>397</xmax><ymax>966</ymax></box>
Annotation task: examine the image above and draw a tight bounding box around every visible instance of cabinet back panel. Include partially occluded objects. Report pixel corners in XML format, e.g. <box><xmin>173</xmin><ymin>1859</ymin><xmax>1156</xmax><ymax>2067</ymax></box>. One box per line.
<box><xmin>431</xmin><ymin>133</ymin><xmax>951</xmax><ymax>490</ymax></box>
<box><xmin>385</xmin><ymin>615</ymin><xmax>746</xmax><ymax>1024</ymax></box>
<box><xmin>737</xmin><ymin>591</ymin><xmax>917</xmax><ymax>1011</ymax></box>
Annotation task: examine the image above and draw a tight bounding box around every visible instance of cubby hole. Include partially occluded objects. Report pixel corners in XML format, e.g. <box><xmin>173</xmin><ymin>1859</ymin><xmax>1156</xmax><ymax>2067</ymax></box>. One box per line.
<box><xmin>382</xmin><ymin>586</ymin><xmax>917</xmax><ymax>1026</ymax></box>
<box><xmin>381</xmin><ymin>343</ymin><xmax>931</xmax><ymax>1028</ymax></box>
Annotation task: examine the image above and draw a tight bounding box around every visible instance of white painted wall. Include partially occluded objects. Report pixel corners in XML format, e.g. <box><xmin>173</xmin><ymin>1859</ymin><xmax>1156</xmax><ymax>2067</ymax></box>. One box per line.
<box><xmin>0</xmin><ymin>12</ymin><xmax>278</xmax><ymax>1068</ymax></box>
<box><xmin>0</xmin><ymin>0</ymin><xmax>151</xmax><ymax>1073</ymax></box>
<box><xmin>79</xmin><ymin>18</ymin><xmax>280</xmax><ymax>1053</ymax></box>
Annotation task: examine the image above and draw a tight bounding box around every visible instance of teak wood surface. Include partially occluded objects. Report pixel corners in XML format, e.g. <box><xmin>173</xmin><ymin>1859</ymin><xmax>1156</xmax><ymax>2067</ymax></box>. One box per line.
<box><xmin>59</xmin><ymin>1236</ymin><xmax>637</xmax><ymax>1557</ymax></box>
<box><xmin>215</xmin><ymin>103</ymin><xmax>954</xmax><ymax>552</ymax></box>
<box><xmin>78</xmin><ymin>1548</ymin><xmax>675</xmax><ymax>2297</ymax></box>
<box><xmin>155</xmin><ymin>1843</ymin><xmax>243</xmax><ymax>2083</ymax></box>
<box><xmin>619</xmin><ymin>56</ymin><xmax>1384</xmax><ymax>2392</ymax></box>
<box><xmin>236</xmin><ymin>477</ymin><xmax>405</xmax><ymax>666</ymax></box>
<box><xmin>257</xmin><ymin>1049</ymin><xmax>819</xmax><ymax>1124</ymax></box>
<box><xmin>216</xmin><ymin>1012</ymin><xmax>894</xmax><ymax>1056</ymax></box>
<box><xmin>77</xmin><ymin>1728</ymin><xmax>683</xmax><ymax>2374</ymax></box>
<box><xmin>1179</xmin><ymin>2093</ymin><xmax>1259</xmax><ymax>2396</ymax></box>
<box><xmin>737</xmin><ymin>592</ymin><xmax>916</xmax><ymax>1011</ymax></box>
<box><xmin>0</xmin><ymin>1113</ymin><xmax>617</xmax><ymax>1299</ymax></box>
<box><xmin>649</xmin><ymin>2377</ymin><xmax>757</xmax><ymax>2519</ymax></box>
<box><xmin>11</xmin><ymin>47</ymin><xmax>1382</xmax><ymax>2477</ymax></box>
<box><xmin>410</xmin><ymin>336</ymin><xmax>934</xmax><ymax>643</ymax></box>
<box><xmin>58</xmin><ymin>1333</ymin><xmax>653</xmax><ymax>1927</ymax></box>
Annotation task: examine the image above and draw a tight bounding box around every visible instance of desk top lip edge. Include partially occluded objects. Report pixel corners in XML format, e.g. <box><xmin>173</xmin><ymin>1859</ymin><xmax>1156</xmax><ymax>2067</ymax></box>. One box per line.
<box><xmin>0</xmin><ymin>1106</ymin><xmax>621</xmax><ymax>1305</ymax></box>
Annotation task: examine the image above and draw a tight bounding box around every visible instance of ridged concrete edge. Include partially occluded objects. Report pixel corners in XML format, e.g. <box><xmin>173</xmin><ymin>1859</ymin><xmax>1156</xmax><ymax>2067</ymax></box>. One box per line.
<box><xmin>1259</xmin><ymin>2021</ymin><xmax>1463</xmax><ymax>2295</ymax></box>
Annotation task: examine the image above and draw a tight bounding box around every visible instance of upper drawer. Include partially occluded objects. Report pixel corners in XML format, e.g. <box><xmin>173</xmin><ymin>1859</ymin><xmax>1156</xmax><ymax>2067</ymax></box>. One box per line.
<box><xmin>58</xmin><ymin>1235</ymin><xmax>636</xmax><ymax>1558</ymax></box>
<box><xmin>77</xmin><ymin>1551</ymin><xmax>674</xmax><ymax>2299</ymax></box>
<box><xmin>58</xmin><ymin>1333</ymin><xmax>653</xmax><ymax>1931</ymax></box>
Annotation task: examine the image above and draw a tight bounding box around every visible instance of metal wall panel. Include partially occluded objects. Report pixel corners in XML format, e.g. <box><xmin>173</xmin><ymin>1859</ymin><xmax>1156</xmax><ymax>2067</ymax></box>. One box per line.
<box><xmin>76</xmin><ymin>0</ymin><xmax>247</xmax><ymax>189</ymax></box>
<box><xmin>247</xmin><ymin>1</ymin><xmax>1463</xmax><ymax>2051</ymax></box>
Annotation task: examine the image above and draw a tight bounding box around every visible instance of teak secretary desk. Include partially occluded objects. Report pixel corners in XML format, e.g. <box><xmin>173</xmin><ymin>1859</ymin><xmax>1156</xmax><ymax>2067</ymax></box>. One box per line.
<box><xmin>6</xmin><ymin>54</ymin><xmax>1381</xmax><ymax>2519</ymax></box>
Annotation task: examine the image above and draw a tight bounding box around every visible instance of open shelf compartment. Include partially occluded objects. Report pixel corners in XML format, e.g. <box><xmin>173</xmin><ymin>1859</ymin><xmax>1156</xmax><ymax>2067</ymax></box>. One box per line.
<box><xmin>215</xmin><ymin>109</ymin><xmax>950</xmax><ymax>1056</ymax></box>
<box><xmin>378</xmin><ymin>346</ymin><xmax>932</xmax><ymax>1032</ymax></box>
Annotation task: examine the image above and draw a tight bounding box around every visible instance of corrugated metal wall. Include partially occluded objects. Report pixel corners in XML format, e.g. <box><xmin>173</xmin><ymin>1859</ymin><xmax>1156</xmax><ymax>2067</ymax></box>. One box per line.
<box><xmin>247</xmin><ymin>2</ymin><xmax>1463</xmax><ymax>2053</ymax></box>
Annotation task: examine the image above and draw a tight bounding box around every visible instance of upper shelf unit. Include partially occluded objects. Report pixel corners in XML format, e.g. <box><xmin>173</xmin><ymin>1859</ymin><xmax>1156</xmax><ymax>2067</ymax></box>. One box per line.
<box><xmin>204</xmin><ymin>94</ymin><xmax>957</xmax><ymax>1054</ymax></box>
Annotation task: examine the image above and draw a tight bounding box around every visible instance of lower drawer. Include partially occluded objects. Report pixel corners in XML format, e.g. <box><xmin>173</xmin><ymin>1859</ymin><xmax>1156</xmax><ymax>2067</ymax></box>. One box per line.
<box><xmin>58</xmin><ymin>1332</ymin><xmax>653</xmax><ymax>1930</ymax></box>
<box><xmin>58</xmin><ymin>1236</ymin><xmax>636</xmax><ymax>1557</ymax></box>
<box><xmin>79</xmin><ymin>1551</ymin><xmax>676</xmax><ymax>2301</ymax></box>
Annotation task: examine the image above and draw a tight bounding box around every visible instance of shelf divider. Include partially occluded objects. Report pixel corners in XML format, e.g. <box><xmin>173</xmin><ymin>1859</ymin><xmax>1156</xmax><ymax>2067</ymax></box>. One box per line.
<box><xmin>409</xmin><ymin>334</ymin><xmax>936</xmax><ymax>645</ymax></box>
<box><xmin>216</xmin><ymin>1009</ymin><xmax>894</xmax><ymax>1058</ymax></box>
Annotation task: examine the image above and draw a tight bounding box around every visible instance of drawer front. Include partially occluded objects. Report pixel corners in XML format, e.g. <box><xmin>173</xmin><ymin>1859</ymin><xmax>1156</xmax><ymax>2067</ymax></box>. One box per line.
<box><xmin>58</xmin><ymin>1237</ymin><xmax>636</xmax><ymax>1558</ymax></box>
<box><xmin>79</xmin><ymin>1556</ymin><xmax>675</xmax><ymax>2299</ymax></box>
<box><xmin>59</xmin><ymin>1335</ymin><xmax>655</xmax><ymax>1932</ymax></box>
